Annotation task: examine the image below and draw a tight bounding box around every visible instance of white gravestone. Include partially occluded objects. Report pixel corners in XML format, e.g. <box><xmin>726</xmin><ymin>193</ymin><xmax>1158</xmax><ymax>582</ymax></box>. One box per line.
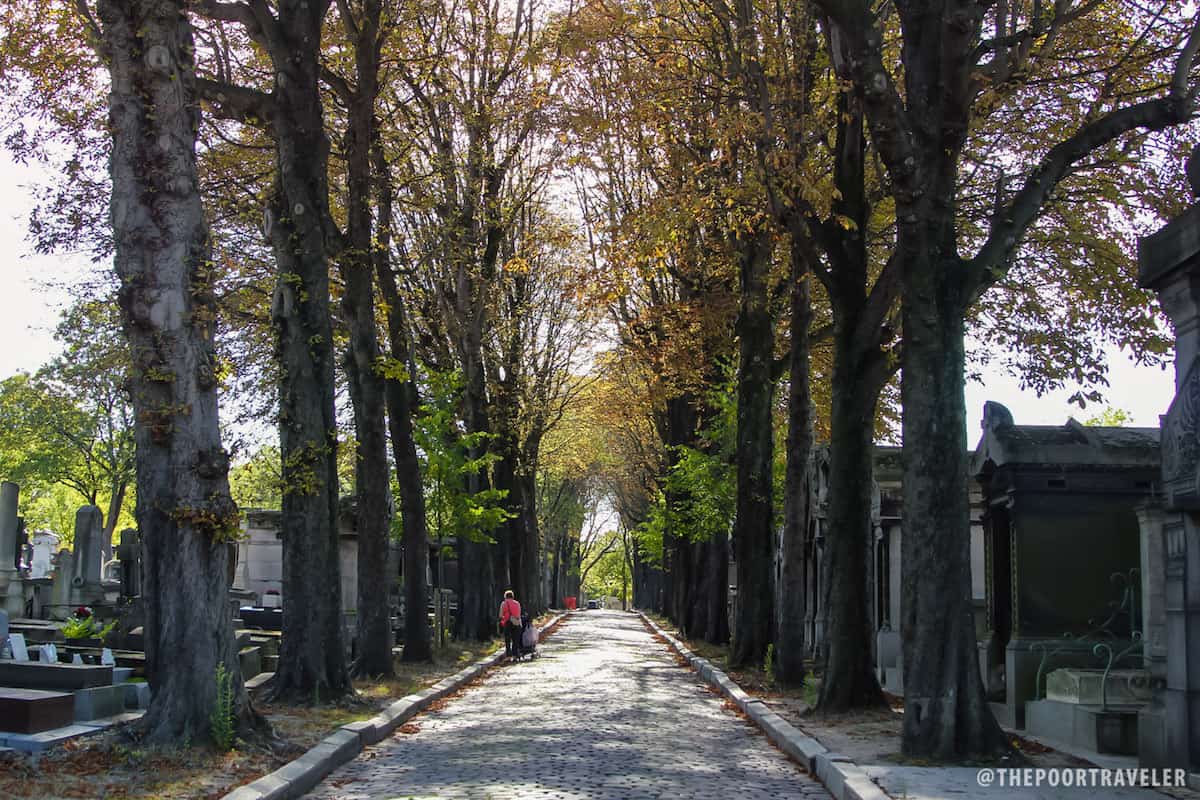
<box><xmin>38</xmin><ymin>642</ymin><xmax>57</xmax><ymax>663</ymax></box>
<box><xmin>8</xmin><ymin>632</ymin><xmax>28</xmax><ymax>661</ymax></box>
<box><xmin>29</xmin><ymin>530</ymin><xmax>59</xmax><ymax>580</ymax></box>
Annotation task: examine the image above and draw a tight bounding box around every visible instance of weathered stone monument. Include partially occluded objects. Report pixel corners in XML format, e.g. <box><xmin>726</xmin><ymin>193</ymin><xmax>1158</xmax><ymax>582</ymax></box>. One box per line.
<box><xmin>115</xmin><ymin>528</ymin><xmax>141</xmax><ymax>600</ymax></box>
<box><xmin>29</xmin><ymin>530</ymin><xmax>60</xmax><ymax>581</ymax></box>
<box><xmin>68</xmin><ymin>506</ymin><xmax>105</xmax><ymax>609</ymax></box>
<box><xmin>971</xmin><ymin>401</ymin><xmax>1159</xmax><ymax>729</ymax></box>
<box><xmin>1136</xmin><ymin>145</ymin><xmax>1200</xmax><ymax>771</ymax></box>
<box><xmin>48</xmin><ymin>549</ymin><xmax>74</xmax><ymax>619</ymax></box>
<box><xmin>0</xmin><ymin>482</ymin><xmax>24</xmax><ymax>617</ymax></box>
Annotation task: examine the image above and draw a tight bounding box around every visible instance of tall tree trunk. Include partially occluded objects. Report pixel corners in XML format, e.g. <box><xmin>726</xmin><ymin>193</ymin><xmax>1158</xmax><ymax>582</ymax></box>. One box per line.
<box><xmin>551</xmin><ymin>531</ymin><xmax>563</xmax><ymax>608</ymax></box>
<box><xmin>341</xmin><ymin>0</ymin><xmax>392</xmax><ymax>678</ymax></box>
<box><xmin>374</xmin><ymin>148</ymin><xmax>432</xmax><ymax>663</ymax></box>
<box><xmin>776</xmin><ymin>236</ymin><xmax>812</xmax><ymax>686</ymax></box>
<box><xmin>493</xmin><ymin>434</ymin><xmax>518</xmax><ymax>596</ymax></box>
<box><xmin>454</xmin><ymin>304</ymin><xmax>496</xmax><ymax>640</ymax></box>
<box><xmin>731</xmin><ymin>230</ymin><xmax>776</xmax><ymax>668</ymax></box>
<box><xmin>664</xmin><ymin>393</ymin><xmax>697</xmax><ymax>630</ymax></box>
<box><xmin>266</xmin><ymin>0</ymin><xmax>351</xmax><ymax>703</ymax></box>
<box><xmin>899</xmin><ymin>243</ymin><xmax>1006</xmax><ymax>758</ymax></box>
<box><xmin>688</xmin><ymin>537</ymin><xmax>708</xmax><ymax>637</ymax></box>
<box><xmin>817</xmin><ymin>325</ymin><xmax>888</xmax><ymax>710</ymax></box>
<box><xmin>99</xmin><ymin>0</ymin><xmax>257</xmax><ymax>742</ymax></box>
<box><xmin>704</xmin><ymin>532</ymin><xmax>729</xmax><ymax>644</ymax></box>
<box><xmin>520</xmin><ymin>467</ymin><xmax>542</xmax><ymax>614</ymax></box>
<box><xmin>102</xmin><ymin>479</ymin><xmax>127</xmax><ymax>562</ymax></box>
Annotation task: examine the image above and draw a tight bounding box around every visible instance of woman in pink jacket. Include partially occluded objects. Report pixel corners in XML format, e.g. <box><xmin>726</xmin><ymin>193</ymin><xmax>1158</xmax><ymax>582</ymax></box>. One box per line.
<box><xmin>499</xmin><ymin>590</ymin><xmax>522</xmax><ymax>659</ymax></box>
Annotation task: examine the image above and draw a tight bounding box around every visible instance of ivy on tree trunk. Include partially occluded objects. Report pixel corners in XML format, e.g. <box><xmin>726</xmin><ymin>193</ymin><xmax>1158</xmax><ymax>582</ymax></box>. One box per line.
<box><xmin>97</xmin><ymin>0</ymin><xmax>260</xmax><ymax>744</ymax></box>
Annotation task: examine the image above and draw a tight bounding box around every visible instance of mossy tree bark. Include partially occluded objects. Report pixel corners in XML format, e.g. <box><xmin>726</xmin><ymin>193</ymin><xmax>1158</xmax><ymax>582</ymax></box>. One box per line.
<box><xmin>97</xmin><ymin>0</ymin><xmax>260</xmax><ymax>743</ymax></box>
<box><xmin>263</xmin><ymin>0</ymin><xmax>351</xmax><ymax>703</ymax></box>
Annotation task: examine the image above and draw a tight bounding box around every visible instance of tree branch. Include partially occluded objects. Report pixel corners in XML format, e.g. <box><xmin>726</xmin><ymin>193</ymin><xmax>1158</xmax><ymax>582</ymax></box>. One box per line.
<box><xmin>196</xmin><ymin>78</ymin><xmax>275</xmax><ymax>127</ymax></box>
<box><xmin>965</xmin><ymin>16</ymin><xmax>1200</xmax><ymax>304</ymax></box>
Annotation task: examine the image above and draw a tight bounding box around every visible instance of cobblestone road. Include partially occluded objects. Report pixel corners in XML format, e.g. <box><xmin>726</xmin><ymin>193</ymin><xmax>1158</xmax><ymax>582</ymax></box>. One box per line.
<box><xmin>304</xmin><ymin>610</ymin><xmax>830</xmax><ymax>799</ymax></box>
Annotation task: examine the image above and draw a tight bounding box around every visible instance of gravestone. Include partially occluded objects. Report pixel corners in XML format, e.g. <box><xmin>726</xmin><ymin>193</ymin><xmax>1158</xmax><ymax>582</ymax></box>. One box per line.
<box><xmin>1136</xmin><ymin>144</ymin><xmax>1200</xmax><ymax>771</ymax></box>
<box><xmin>29</xmin><ymin>530</ymin><xmax>58</xmax><ymax>580</ymax></box>
<box><xmin>69</xmin><ymin>506</ymin><xmax>105</xmax><ymax>607</ymax></box>
<box><xmin>0</xmin><ymin>688</ymin><xmax>75</xmax><ymax>733</ymax></box>
<box><xmin>0</xmin><ymin>482</ymin><xmax>23</xmax><ymax>617</ymax></box>
<box><xmin>48</xmin><ymin>550</ymin><xmax>74</xmax><ymax>619</ymax></box>
<box><xmin>8</xmin><ymin>632</ymin><xmax>28</xmax><ymax>661</ymax></box>
<box><xmin>14</xmin><ymin>517</ymin><xmax>26</xmax><ymax>571</ymax></box>
<box><xmin>115</xmin><ymin>529</ymin><xmax>141</xmax><ymax>600</ymax></box>
<box><xmin>1045</xmin><ymin>668</ymin><xmax>1152</xmax><ymax>706</ymax></box>
<box><xmin>37</xmin><ymin>643</ymin><xmax>58</xmax><ymax>664</ymax></box>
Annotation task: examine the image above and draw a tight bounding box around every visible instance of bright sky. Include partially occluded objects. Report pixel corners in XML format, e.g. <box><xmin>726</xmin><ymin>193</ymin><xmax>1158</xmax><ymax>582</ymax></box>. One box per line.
<box><xmin>0</xmin><ymin>155</ymin><xmax>92</xmax><ymax>375</ymax></box>
<box><xmin>963</xmin><ymin>354</ymin><xmax>1174</xmax><ymax>433</ymax></box>
<box><xmin>0</xmin><ymin>150</ymin><xmax>1180</xmax><ymax>437</ymax></box>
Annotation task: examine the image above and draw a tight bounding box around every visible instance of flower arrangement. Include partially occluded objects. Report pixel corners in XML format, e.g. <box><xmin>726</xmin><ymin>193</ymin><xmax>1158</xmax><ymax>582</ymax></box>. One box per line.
<box><xmin>61</xmin><ymin>606</ymin><xmax>116</xmax><ymax>640</ymax></box>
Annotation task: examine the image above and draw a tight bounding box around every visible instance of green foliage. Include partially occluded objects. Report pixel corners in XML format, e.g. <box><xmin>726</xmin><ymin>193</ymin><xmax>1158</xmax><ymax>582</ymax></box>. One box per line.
<box><xmin>632</xmin><ymin>492</ymin><xmax>666</xmax><ymax>566</ymax></box>
<box><xmin>61</xmin><ymin>608</ymin><xmax>116</xmax><ymax>641</ymax></box>
<box><xmin>415</xmin><ymin>369</ymin><xmax>510</xmax><ymax>545</ymax></box>
<box><xmin>581</xmin><ymin>530</ymin><xmax>630</xmax><ymax>601</ymax></box>
<box><xmin>663</xmin><ymin>445</ymin><xmax>735</xmax><ymax>543</ymax></box>
<box><xmin>765</xmin><ymin>643</ymin><xmax>775</xmax><ymax>685</ymax></box>
<box><xmin>0</xmin><ymin>298</ymin><xmax>135</xmax><ymax>545</ymax></box>
<box><xmin>1083</xmin><ymin>407</ymin><xmax>1134</xmax><ymax>427</ymax></box>
<box><xmin>229</xmin><ymin>446</ymin><xmax>283</xmax><ymax>510</ymax></box>
<box><xmin>210</xmin><ymin>662</ymin><xmax>235</xmax><ymax>751</ymax></box>
<box><xmin>633</xmin><ymin>384</ymin><xmax>737</xmax><ymax>559</ymax></box>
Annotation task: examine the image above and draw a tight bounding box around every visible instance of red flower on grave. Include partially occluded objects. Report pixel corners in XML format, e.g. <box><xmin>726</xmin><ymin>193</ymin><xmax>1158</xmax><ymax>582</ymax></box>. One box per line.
<box><xmin>74</xmin><ymin>606</ymin><xmax>92</xmax><ymax>619</ymax></box>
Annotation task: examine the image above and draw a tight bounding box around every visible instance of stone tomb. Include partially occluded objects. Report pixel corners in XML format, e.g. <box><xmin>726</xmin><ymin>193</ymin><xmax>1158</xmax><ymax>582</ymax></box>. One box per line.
<box><xmin>0</xmin><ymin>661</ymin><xmax>114</xmax><ymax>690</ymax></box>
<box><xmin>1026</xmin><ymin>667</ymin><xmax>1151</xmax><ymax>755</ymax></box>
<box><xmin>971</xmin><ymin>401</ymin><xmax>1159</xmax><ymax>729</ymax></box>
<box><xmin>1135</xmin><ymin>144</ymin><xmax>1200</xmax><ymax>771</ymax></box>
<box><xmin>0</xmin><ymin>688</ymin><xmax>74</xmax><ymax>734</ymax></box>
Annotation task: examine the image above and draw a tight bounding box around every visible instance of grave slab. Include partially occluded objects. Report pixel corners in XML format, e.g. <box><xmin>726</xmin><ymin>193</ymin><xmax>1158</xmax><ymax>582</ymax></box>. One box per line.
<box><xmin>239</xmin><ymin>646</ymin><xmax>262</xmax><ymax>679</ymax></box>
<box><xmin>0</xmin><ymin>723</ymin><xmax>103</xmax><ymax>753</ymax></box>
<box><xmin>0</xmin><ymin>661</ymin><xmax>113</xmax><ymax>690</ymax></box>
<box><xmin>73</xmin><ymin>685</ymin><xmax>126</xmax><ymax>721</ymax></box>
<box><xmin>121</xmin><ymin>682</ymin><xmax>150</xmax><ymax>710</ymax></box>
<box><xmin>245</xmin><ymin>672</ymin><xmax>273</xmax><ymax>694</ymax></box>
<box><xmin>0</xmin><ymin>688</ymin><xmax>74</xmax><ymax>733</ymax></box>
<box><xmin>1046</xmin><ymin>668</ymin><xmax>1152</xmax><ymax>706</ymax></box>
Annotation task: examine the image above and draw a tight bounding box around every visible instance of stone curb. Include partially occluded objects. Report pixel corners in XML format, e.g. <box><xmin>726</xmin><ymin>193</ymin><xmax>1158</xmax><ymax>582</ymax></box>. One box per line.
<box><xmin>222</xmin><ymin>612</ymin><xmax>569</xmax><ymax>800</ymax></box>
<box><xmin>639</xmin><ymin>612</ymin><xmax>890</xmax><ymax>800</ymax></box>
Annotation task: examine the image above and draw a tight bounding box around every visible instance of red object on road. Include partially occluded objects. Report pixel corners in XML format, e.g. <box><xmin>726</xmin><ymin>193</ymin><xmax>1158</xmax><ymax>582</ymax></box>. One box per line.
<box><xmin>564</xmin><ymin>596</ymin><xmax>577</xmax><ymax>610</ymax></box>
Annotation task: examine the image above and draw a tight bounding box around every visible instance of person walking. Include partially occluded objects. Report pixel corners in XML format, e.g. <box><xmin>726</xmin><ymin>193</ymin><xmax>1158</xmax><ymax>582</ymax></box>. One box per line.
<box><xmin>499</xmin><ymin>590</ymin><xmax>522</xmax><ymax>660</ymax></box>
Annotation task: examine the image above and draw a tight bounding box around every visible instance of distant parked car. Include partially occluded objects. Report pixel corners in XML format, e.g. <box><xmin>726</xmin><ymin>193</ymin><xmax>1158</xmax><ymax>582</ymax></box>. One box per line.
<box><xmin>586</xmin><ymin>599</ymin><xmax>600</xmax><ymax>609</ymax></box>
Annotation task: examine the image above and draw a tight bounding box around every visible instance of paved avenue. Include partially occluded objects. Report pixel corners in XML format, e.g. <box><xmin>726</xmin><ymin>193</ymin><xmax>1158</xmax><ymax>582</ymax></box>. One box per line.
<box><xmin>304</xmin><ymin>610</ymin><xmax>830</xmax><ymax>799</ymax></box>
